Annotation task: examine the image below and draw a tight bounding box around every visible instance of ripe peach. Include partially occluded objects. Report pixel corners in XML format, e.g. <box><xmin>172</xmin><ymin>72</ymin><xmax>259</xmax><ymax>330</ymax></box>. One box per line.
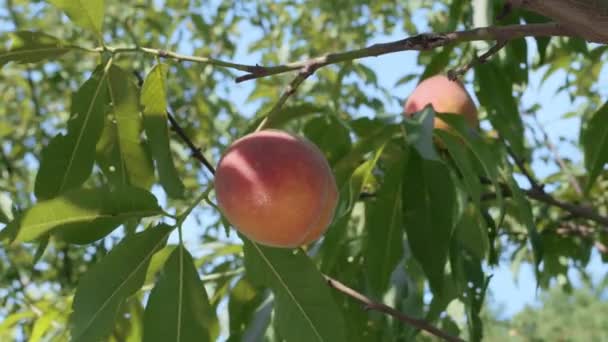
<box><xmin>214</xmin><ymin>129</ymin><xmax>338</xmax><ymax>248</ymax></box>
<box><xmin>403</xmin><ymin>74</ymin><xmax>478</xmax><ymax>130</ymax></box>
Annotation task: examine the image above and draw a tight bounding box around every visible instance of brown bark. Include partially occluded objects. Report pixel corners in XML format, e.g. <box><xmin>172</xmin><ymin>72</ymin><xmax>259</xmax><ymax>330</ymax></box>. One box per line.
<box><xmin>511</xmin><ymin>0</ymin><xmax>608</xmax><ymax>43</ymax></box>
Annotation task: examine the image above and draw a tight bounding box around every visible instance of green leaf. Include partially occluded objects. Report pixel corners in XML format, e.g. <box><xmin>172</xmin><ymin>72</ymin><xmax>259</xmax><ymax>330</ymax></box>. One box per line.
<box><xmin>474</xmin><ymin>61</ymin><xmax>525</xmax><ymax>156</ymax></box>
<box><xmin>96</xmin><ymin>65</ymin><xmax>155</xmax><ymax>190</ymax></box>
<box><xmin>333</xmin><ymin>123</ymin><xmax>400</xmax><ymax>184</ymax></box>
<box><xmin>402</xmin><ymin>106</ymin><xmax>440</xmax><ymax>161</ymax></box>
<box><xmin>228</xmin><ymin>277</ymin><xmax>266</xmax><ymax>341</ymax></box>
<box><xmin>47</xmin><ymin>0</ymin><xmax>105</xmax><ymax>38</ymax></box>
<box><xmin>436</xmin><ymin>130</ymin><xmax>482</xmax><ymax>208</ymax></box>
<box><xmin>0</xmin><ymin>192</ymin><xmax>14</xmax><ymax>224</ymax></box>
<box><xmin>70</xmin><ymin>224</ymin><xmax>172</xmax><ymax>342</ymax></box>
<box><xmin>402</xmin><ymin>151</ymin><xmax>458</xmax><ymax>296</ymax></box>
<box><xmin>144</xmin><ymin>245</ymin><xmax>177</xmax><ymax>286</ymax></box>
<box><xmin>420</xmin><ymin>46</ymin><xmax>454</xmax><ymax>81</ymax></box>
<box><xmin>303</xmin><ymin>115</ymin><xmax>352</xmax><ymax>166</ymax></box>
<box><xmin>334</xmin><ymin>144</ymin><xmax>385</xmax><ymax>220</ymax></box>
<box><xmin>435</xmin><ymin>113</ymin><xmax>506</xmax><ymax>226</ymax></box>
<box><xmin>8</xmin><ymin>186</ymin><xmax>162</xmax><ymax>243</ymax></box>
<box><xmin>247</xmin><ymin>104</ymin><xmax>325</xmax><ymax>133</ymax></box>
<box><xmin>143</xmin><ymin>245</ymin><xmax>219</xmax><ymax>342</ymax></box>
<box><xmin>243</xmin><ymin>240</ymin><xmax>347</xmax><ymax>342</ymax></box>
<box><xmin>365</xmin><ymin>152</ymin><xmax>405</xmax><ymax>294</ymax></box>
<box><xmin>504</xmin><ymin>173</ymin><xmax>543</xmax><ymax>276</ymax></box>
<box><xmin>141</xmin><ymin>63</ymin><xmax>185</xmax><ymax>198</ymax></box>
<box><xmin>0</xmin><ymin>31</ymin><xmax>73</xmax><ymax>68</ymax></box>
<box><xmin>34</xmin><ymin>65</ymin><xmax>110</xmax><ymax>199</ymax></box>
<box><xmin>454</xmin><ymin>205</ymin><xmax>488</xmax><ymax>260</ymax></box>
<box><xmin>581</xmin><ymin>101</ymin><xmax>608</xmax><ymax>191</ymax></box>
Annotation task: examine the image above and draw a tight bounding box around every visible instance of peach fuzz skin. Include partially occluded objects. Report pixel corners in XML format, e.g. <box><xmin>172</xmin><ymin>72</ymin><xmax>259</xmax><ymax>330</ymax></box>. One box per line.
<box><xmin>403</xmin><ymin>74</ymin><xmax>478</xmax><ymax>130</ymax></box>
<box><xmin>214</xmin><ymin>130</ymin><xmax>338</xmax><ymax>248</ymax></box>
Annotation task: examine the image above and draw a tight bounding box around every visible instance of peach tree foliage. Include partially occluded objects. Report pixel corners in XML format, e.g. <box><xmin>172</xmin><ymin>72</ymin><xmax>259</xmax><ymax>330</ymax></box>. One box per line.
<box><xmin>0</xmin><ymin>0</ymin><xmax>607</xmax><ymax>342</ymax></box>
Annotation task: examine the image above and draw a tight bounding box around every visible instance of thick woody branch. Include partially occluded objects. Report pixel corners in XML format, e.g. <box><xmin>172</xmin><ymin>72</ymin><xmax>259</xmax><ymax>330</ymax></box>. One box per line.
<box><xmin>236</xmin><ymin>23</ymin><xmax>571</xmax><ymax>82</ymax></box>
<box><xmin>509</xmin><ymin>0</ymin><xmax>608</xmax><ymax>43</ymax></box>
<box><xmin>324</xmin><ymin>275</ymin><xmax>465</xmax><ymax>342</ymax></box>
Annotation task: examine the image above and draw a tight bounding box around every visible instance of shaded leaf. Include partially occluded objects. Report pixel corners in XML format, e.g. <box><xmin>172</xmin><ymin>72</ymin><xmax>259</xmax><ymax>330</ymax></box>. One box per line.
<box><xmin>47</xmin><ymin>0</ymin><xmax>105</xmax><ymax>38</ymax></box>
<box><xmin>581</xmin><ymin>101</ymin><xmax>608</xmax><ymax>191</ymax></box>
<box><xmin>141</xmin><ymin>63</ymin><xmax>184</xmax><ymax>198</ymax></box>
<box><xmin>365</xmin><ymin>151</ymin><xmax>405</xmax><ymax>294</ymax></box>
<box><xmin>334</xmin><ymin>144</ymin><xmax>385</xmax><ymax>219</ymax></box>
<box><xmin>70</xmin><ymin>224</ymin><xmax>172</xmax><ymax>342</ymax></box>
<box><xmin>402</xmin><ymin>151</ymin><xmax>458</xmax><ymax>296</ymax></box>
<box><xmin>402</xmin><ymin>106</ymin><xmax>440</xmax><ymax>161</ymax></box>
<box><xmin>35</xmin><ymin>64</ymin><xmax>110</xmax><ymax>199</ymax></box>
<box><xmin>0</xmin><ymin>31</ymin><xmax>72</xmax><ymax>67</ymax></box>
<box><xmin>8</xmin><ymin>186</ymin><xmax>161</xmax><ymax>243</ymax></box>
<box><xmin>474</xmin><ymin>61</ymin><xmax>525</xmax><ymax>156</ymax></box>
<box><xmin>143</xmin><ymin>245</ymin><xmax>219</xmax><ymax>342</ymax></box>
<box><xmin>96</xmin><ymin>65</ymin><xmax>155</xmax><ymax>190</ymax></box>
<box><xmin>228</xmin><ymin>277</ymin><xmax>266</xmax><ymax>341</ymax></box>
<box><xmin>243</xmin><ymin>239</ymin><xmax>347</xmax><ymax>342</ymax></box>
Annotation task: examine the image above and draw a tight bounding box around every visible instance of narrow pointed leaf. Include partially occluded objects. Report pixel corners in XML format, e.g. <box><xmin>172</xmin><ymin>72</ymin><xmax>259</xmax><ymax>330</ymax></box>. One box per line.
<box><xmin>228</xmin><ymin>277</ymin><xmax>266</xmax><ymax>341</ymax></box>
<box><xmin>581</xmin><ymin>101</ymin><xmax>608</xmax><ymax>191</ymax></box>
<box><xmin>402</xmin><ymin>106</ymin><xmax>440</xmax><ymax>161</ymax></box>
<box><xmin>402</xmin><ymin>151</ymin><xmax>458</xmax><ymax>296</ymax></box>
<box><xmin>141</xmin><ymin>63</ymin><xmax>184</xmax><ymax>198</ymax></box>
<box><xmin>474</xmin><ymin>61</ymin><xmax>525</xmax><ymax>156</ymax></box>
<box><xmin>96</xmin><ymin>66</ymin><xmax>154</xmax><ymax>190</ymax></box>
<box><xmin>0</xmin><ymin>31</ymin><xmax>73</xmax><ymax>67</ymax></box>
<box><xmin>9</xmin><ymin>186</ymin><xmax>161</xmax><ymax>243</ymax></box>
<box><xmin>365</xmin><ymin>152</ymin><xmax>405</xmax><ymax>294</ymax></box>
<box><xmin>243</xmin><ymin>240</ymin><xmax>347</xmax><ymax>342</ymax></box>
<box><xmin>143</xmin><ymin>245</ymin><xmax>219</xmax><ymax>342</ymax></box>
<box><xmin>70</xmin><ymin>224</ymin><xmax>172</xmax><ymax>342</ymax></box>
<box><xmin>35</xmin><ymin>65</ymin><xmax>109</xmax><ymax>199</ymax></box>
<box><xmin>47</xmin><ymin>0</ymin><xmax>105</xmax><ymax>38</ymax></box>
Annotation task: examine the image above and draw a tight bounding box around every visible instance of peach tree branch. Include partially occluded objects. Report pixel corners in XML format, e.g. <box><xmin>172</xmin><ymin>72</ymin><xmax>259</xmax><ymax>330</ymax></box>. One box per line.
<box><xmin>324</xmin><ymin>275</ymin><xmax>465</xmax><ymax>342</ymax></box>
<box><xmin>235</xmin><ymin>23</ymin><xmax>572</xmax><ymax>82</ymax></box>
<box><xmin>89</xmin><ymin>23</ymin><xmax>572</xmax><ymax>83</ymax></box>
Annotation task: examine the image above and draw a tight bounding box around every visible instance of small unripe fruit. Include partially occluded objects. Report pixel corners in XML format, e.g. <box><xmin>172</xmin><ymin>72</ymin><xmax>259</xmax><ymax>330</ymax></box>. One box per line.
<box><xmin>215</xmin><ymin>129</ymin><xmax>338</xmax><ymax>248</ymax></box>
<box><xmin>403</xmin><ymin>74</ymin><xmax>478</xmax><ymax>130</ymax></box>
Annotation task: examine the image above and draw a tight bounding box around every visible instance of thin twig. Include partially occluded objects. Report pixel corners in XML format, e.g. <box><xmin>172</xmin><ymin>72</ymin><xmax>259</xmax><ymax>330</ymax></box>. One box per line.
<box><xmin>530</xmin><ymin>114</ymin><xmax>583</xmax><ymax>196</ymax></box>
<box><xmin>503</xmin><ymin>143</ymin><xmax>608</xmax><ymax>227</ymax></box>
<box><xmin>324</xmin><ymin>275</ymin><xmax>465</xmax><ymax>342</ymax></box>
<box><xmin>132</xmin><ymin>70</ymin><xmax>216</xmax><ymax>175</ymax></box>
<box><xmin>448</xmin><ymin>40</ymin><xmax>508</xmax><ymax>80</ymax></box>
<box><xmin>166</xmin><ymin>112</ymin><xmax>216</xmax><ymax>175</ymax></box>
<box><xmin>255</xmin><ymin>66</ymin><xmax>317</xmax><ymax>132</ymax></box>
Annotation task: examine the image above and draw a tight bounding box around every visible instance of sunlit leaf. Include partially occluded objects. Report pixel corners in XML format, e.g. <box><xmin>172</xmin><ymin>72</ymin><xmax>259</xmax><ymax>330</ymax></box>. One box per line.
<box><xmin>8</xmin><ymin>186</ymin><xmax>162</xmax><ymax>243</ymax></box>
<box><xmin>70</xmin><ymin>224</ymin><xmax>172</xmax><ymax>342</ymax></box>
<box><xmin>581</xmin><ymin>101</ymin><xmax>608</xmax><ymax>191</ymax></box>
<box><xmin>228</xmin><ymin>277</ymin><xmax>267</xmax><ymax>341</ymax></box>
<box><xmin>47</xmin><ymin>0</ymin><xmax>105</xmax><ymax>38</ymax></box>
<box><xmin>0</xmin><ymin>31</ymin><xmax>73</xmax><ymax>68</ymax></box>
<box><xmin>96</xmin><ymin>65</ymin><xmax>155</xmax><ymax>190</ymax></box>
<box><xmin>141</xmin><ymin>63</ymin><xmax>184</xmax><ymax>198</ymax></box>
<box><xmin>243</xmin><ymin>239</ymin><xmax>347</xmax><ymax>342</ymax></box>
<box><xmin>144</xmin><ymin>245</ymin><xmax>219</xmax><ymax>342</ymax></box>
<box><xmin>35</xmin><ymin>64</ymin><xmax>110</xmax><ymax>199</ymax></box>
